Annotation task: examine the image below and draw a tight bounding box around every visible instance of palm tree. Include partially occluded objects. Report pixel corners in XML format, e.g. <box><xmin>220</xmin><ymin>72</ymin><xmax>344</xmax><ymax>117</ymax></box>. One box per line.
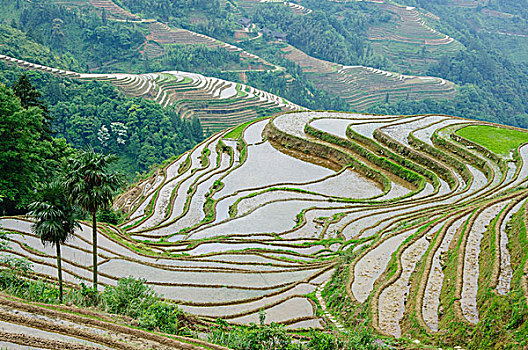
<box><xmin>64</xmin><ymin>149</ymin><xmax>124</xmax><ymax>289</ymax></box>
<box><xmin>29</xmin><ymin>180</ymin><xmax>80</xmax><ymax>303</ymax></box>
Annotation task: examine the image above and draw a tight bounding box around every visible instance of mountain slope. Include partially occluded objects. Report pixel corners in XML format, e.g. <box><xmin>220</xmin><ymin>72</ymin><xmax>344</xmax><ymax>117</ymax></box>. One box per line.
<box><xmin>3</xmin><ymin>111</ymin><xmax>528</xmax><ymax>346</ymax></box>
<box><xmin>281</xmin><ymin>44</ymin><xmax>456</xmax><ymax>110</ymax></box>
<box><xmin>0</xmin><ymin>54</ymin><xmax>300</xmax><ymax>132</ymax></box>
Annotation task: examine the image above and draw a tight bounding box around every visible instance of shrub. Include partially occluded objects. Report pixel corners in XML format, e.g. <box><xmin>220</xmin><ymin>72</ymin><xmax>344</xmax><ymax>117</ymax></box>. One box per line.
<box><xmin>66</xmin><ymin>282</ymin><xmax>101</xmax><ymax>307</ymax></box>
<box><xmin>207</xmin><ymin>321</ymin><xmax>300</xmax><ymax>350</ymax></box>
<box><xmin>0</xmin><ymin>254</ymin><xmax>33</xmax><ymax>292</ymax></box>
<box><xmin>0</xmin><ymin>254</ymin><xmax>32</xmax><ymax>277</ymax></box>
<box><xmin>103</xmin><ymin>276</ymin><xmax>156</xmax><ymax>318</ymax></box>
<box><xmin>342</xmin><ymin>328</ymin><xmax>381</xmax><ymax>350</ymax></box>
<box><xmin>138</xmin><ymin>301</ymin><xmax>181</xmax><ymax>334</ymax></box>
<box><xmin>25</xmin><ymin>279</ymin><xmax>60</xmax><ymax>303</ymax></box>
<box><xmin>97</xmin><ymin>208</ymin><xmax>125</xmax><ymax>225</ymax></box>
<box><xmin>308</xmin><ymin>328</ymin><xmax>380</xmax><ymax>350</ymax></box>
<box><xmin>308</xmin><ymin>331</ymin><xmax>336</xmax><ymax>350</ymax></box>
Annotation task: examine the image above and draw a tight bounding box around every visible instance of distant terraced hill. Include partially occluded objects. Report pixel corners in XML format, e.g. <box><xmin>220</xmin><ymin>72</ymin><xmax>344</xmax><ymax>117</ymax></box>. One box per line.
<box><xmin>365</xmin><ymin>1</ymin><xmax>464</xmax><ymax>73</ymax></box>
<box><xmin>3</xmin><ymin>111</ymin><xmax>528</xmax><ymax>344</ymax></box>
<box><xmin>326</xmin><ymin>0</ymin><xmax>464</xmax><ymax>73</ymax></box>
<box><xmin>145</xmin><ymin>21</ymin><xmax>276</xmax><ymax>71</ymax></box>
<box><xmin>236</xmin><ymin>0</ymin><xmax>312</xmax><ymax>15</ymax></box>
<box><xmin>0</xmin><ymin>54</ymin><xmax>300</xmax><ymax>132</ymax></box>
<box><xmin>83</xmin><ymin>0</ymin><xmax>279</xmax><ymax>72</ymax></box>
<box><xmin>281</xmin><ymin>44</ymin><xmax>456</xmax><ymax>110</ymax></box>
<box><xmin>52</xmin><ymin>0</ymin><xmax>460</xmax><ymax>108</ymax></box>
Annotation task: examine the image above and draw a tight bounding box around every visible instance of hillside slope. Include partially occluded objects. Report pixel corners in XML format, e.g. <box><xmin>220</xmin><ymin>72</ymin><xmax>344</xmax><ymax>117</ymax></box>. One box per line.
<box><xmin>365</xmin><ymin>0</ymin><xmax>464</xmax><ymax>73</ymax></box>
<box><xmin>0</xmin><ymin>293</ymin><xmax>229</xmax><ymax>350</ymax></box>
<box><xmin>3</xmin><ymin>111</ymin><xmax>528</xmax><ymax>346</ymax></box>
<box><xmin>0</xmin><ymin>54</ymin><xmax>300</xmax><ymax>132</ymax></box>
<box><xmin>281</xmin><ymin>44</ymin><xmax>456</xmax><ymax>111</ymax></box>
<box><xmin>86</xmin><ymin>0</ymin><xmax>279</xmax><ymax>72</ymax></box>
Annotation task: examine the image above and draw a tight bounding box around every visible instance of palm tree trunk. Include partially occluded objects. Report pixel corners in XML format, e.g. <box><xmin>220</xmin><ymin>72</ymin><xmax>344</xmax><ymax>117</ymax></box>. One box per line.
<box><xmin>92</xmin><ymin>211</ymin><xmax>98</xmax><ymax>289</ymax></box>
<box><xmin>56</xmin><ymin>243</ymin><xmax>63</xmax><ymax>303</ymax></box>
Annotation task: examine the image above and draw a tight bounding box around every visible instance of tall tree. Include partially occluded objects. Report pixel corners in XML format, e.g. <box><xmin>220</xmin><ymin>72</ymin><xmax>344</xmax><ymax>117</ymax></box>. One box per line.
<box><xmin>28</xmin><ymin>180</ymin><xmax>80</xmax><ymax>302</ymax></box>
<box><xmin>12</xmin><ymin>74</ymin><xmax>42</xmax><ymax>110</ymax></box>
<box><xmin>0</xmin><ymin>84</ymin><xmax>50</xmax><ymax>214</ymax></box>
<box><xmin>64</xmin><ymin>149</ymin><xmax>124</xmax><ymax>289</ymax></box>
<box><xmin>12</xmin><ymin>74</ymin><xmax>52</xmax><ymax>138</ymax></box>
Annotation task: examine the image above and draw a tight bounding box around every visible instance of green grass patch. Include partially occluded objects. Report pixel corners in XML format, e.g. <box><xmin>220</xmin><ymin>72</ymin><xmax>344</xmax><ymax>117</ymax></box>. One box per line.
<box><xmin>223</xmin><ymin>116</ymin><xmax>269</xmax><ymax>140</ymax></box>
<box><xmin>456</xmin><ymin>125</ymin><xmax>528</xmax><ymax>155</ymax></box>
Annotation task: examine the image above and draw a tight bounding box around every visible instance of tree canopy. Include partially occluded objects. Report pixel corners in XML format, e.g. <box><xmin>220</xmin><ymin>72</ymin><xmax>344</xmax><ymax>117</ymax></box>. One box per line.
<box><xmin>0</xmin><ymin>83</ymin><xmax>73</xmax><ymax>214</ymax></box>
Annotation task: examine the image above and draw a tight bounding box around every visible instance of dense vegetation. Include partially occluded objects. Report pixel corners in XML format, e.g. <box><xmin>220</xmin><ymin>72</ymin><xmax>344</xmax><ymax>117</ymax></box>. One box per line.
<box><xmin>0</xmin><ymin>82</ymin><xmax>74</xmax><ymax>214</ymax></box>
<box><xmin>0</xmin><ymin>61</ymin><xmax>204</xmax><ymax>173</ymax></box>
<box><xmin>0</xmin><ymin>0</ymin><xmax>145</xmax><ymax>70</ymax></box>
<box><xmin>249</xmin><ymin>2</ymin><xmax>373</xmax><ymax>66</ymax></box>
<box><xmin>117</xmin><ymin>0</ymin><xmax>235</xmax><ymax>41</ymax></box>
<box><xmin>0</xmin><ymin>74</ymin><xmax>203</xmax><ymax>214</ymax></box>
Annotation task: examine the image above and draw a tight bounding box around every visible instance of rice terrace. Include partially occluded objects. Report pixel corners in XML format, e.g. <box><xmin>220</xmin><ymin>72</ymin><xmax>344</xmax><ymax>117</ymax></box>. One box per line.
<box><xmin>1</xmin><ymin>0</ymin><xmax>528</xmax><ymax>349</ymax></box>
<box><xmin>3</xmin><ymin>108</ymin><xmax>528</xmax><ymax>347</ymax></box>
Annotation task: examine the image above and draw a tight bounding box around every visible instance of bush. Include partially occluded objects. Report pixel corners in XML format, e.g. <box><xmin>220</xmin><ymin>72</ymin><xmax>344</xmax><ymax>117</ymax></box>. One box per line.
<box><xmin>25</xmin><ymin>279</ymin><xmax>60</xmax><ymax>303</ymax></box>
<box><xmin>103</xmin><ymin>276</ymin><xmax>156</xmax><ymax>318</ymax></box>
<box><xmin>0</xmin><ymin>254</ymin><xmax>35</xmax><ymax>295</ymax></box>
<box><xmin>308</xmin><ymin>328</ymin><xmax>380</xmax><ymax>350</ymax></box>
<box><xmin>97</xmin><ymin>208</ymin><xmax>124</xmax><ymax>225</ymax></box>
<box><xmin>308</xmin><ymin>331</ymin><xmax>337</xmax><ymax>350</ymax></box>
<box><xmin>138</xmin><ymin>301</ymin><xmax>181</xmax><ymax>334</ymax></box>
<box><xmin>345</xmin><ymin>328</ymin><xmax>380</xmax><ymax>350</ymax></box>
<box><xmin>66</xmin><ymin>282</ymin><xmax>101</xmax><ymax>307</ymax></box>
<box><xmin>208</xmin><ymin>321</ymin><xmax>301</xmax><ymax>350</ymax></box>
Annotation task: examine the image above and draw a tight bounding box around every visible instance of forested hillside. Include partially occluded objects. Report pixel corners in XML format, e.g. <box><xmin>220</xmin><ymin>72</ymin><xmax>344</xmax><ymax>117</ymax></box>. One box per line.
<box><xmin>0</xmin><ymin>66</ymin><xmax>205</xmax><ymax>178</ymax></box>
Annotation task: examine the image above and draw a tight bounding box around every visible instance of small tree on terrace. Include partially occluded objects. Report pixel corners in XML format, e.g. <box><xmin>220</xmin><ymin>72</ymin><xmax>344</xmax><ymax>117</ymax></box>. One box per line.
<box><xmin>28</xmin><ymin>180</ymin><xmax>80</xmax><ymax>302</ymax></box>
<box><xmin>64</xmin><ymin>149</ymin><xmax>124</xmax><ymax>289</ymax></box>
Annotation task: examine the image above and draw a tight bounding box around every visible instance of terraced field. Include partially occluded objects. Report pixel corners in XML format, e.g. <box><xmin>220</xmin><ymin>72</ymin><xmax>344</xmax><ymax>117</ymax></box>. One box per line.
<box><xmin>448</xmin><ymin>0</ymin><xmax>488</xmax><ymax>8</ymax></box>
<box><xmin>89</xmin><ymin>0</ymin><xmax>142</xmax><ymax>21</ymax></box>
<box><xmin>0</xmin><ymin>54</ymin><xmax>300</xmax><ymax>132</ymax></box>
<box><xmin>236</xmin><ymin>0</ymin><xmax>312</xmax><ymax>15</ymax></box>
<box><xmin>367</xmin><ymin>3</ymin><xmax>455</xmax><ymax>45</ymax></box>
<box><xmin>146</xmin><ymin>22</ymin><xmax>276</xmax><ymax>71</ymax></box>
<box><xmin>0</xmin><ymin>293</ymin><xmax>229</xmax><ymax>349</ymax></box>
<box><xmin>282</xmin><ymin>45</ymin><xmax>456</xmax><ymax>110</ymax></box>
<box><xmin>85</xmin><ymin>0</ymin><xmax>278</xmax><ymax>71</ymax></box>
<box><xmin>363</xmin><ymin>1</ymin><xmax>464</xmax><ymax>73</ymax></box>
<box><xmin>3</xmin><ymin>111</ymin><xmax>528</xmax><ymax>340</ymax></box>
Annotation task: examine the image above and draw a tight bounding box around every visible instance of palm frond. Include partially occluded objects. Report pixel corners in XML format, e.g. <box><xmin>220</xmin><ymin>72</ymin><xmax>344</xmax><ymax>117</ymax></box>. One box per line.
<box><xmin>28</xmin><ymin>180</ymin><xmax>79</xmax><ymax>246</ymax></box>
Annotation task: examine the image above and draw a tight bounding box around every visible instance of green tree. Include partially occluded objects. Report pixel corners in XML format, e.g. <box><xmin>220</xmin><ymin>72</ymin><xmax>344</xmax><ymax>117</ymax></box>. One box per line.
<box><xmin>12</xmin><ymin>73</ymin><xmax>43</xmax><ymax>109</ymax></box>
<box><xmin>12</xmin><ymin>74</ymin><xmax>52</xmax><ymax>136</ymax></box>
<box><xmin>64</xmin><ymin>149</ymin><xmax>124</xmax><ymax>289</ymax></box>
<box><xmin>28</xmin><ymin>180</ymin><xmax>80</xmax><ymax>302</ymax></box>
<box><xmin>0</xmin><ymin>84</ymin><xmax>49</xmax><ymax>214</ymax></box>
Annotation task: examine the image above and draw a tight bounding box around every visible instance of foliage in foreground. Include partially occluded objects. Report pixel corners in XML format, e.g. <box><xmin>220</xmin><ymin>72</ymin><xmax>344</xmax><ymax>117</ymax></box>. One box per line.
<box><xmin>0</xmin><ymin>81</ymin><xmax>73</xmax><ymax>214</ymax></box>
<box><xmin>207</xmin><ymin>320</ymin><xmax>381</xmax><ymax>350</ymax></box>
<box><xmin>0</xmin><ymin>245</ymin><xmax>381</xmax><ymax>350</ymax></box>
<box><xmin>0</xmin><ymin>253</ymin><xmax>186</xmax><ymax>336</ymax></box>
